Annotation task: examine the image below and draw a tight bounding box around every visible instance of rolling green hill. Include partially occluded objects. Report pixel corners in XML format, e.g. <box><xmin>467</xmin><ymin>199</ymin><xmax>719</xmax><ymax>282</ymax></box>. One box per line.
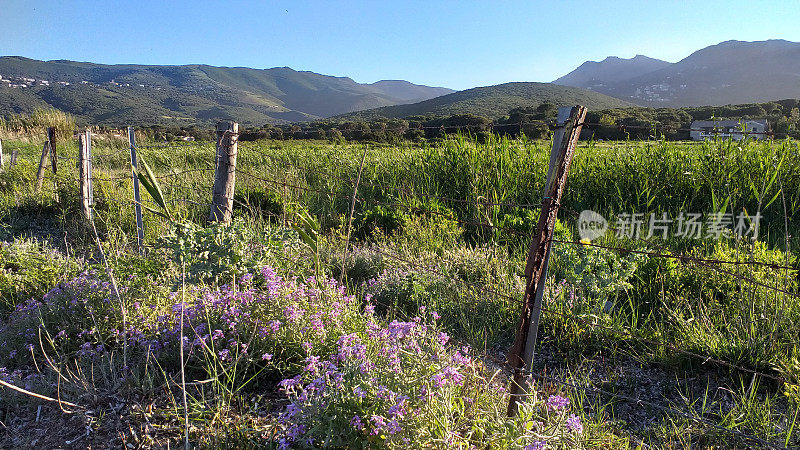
<box><xmin>335</xmin><ymin>82</ymin><xmax>634</xmax><ymax>120</ymax></box>
<box><xmin>0</xmin><ymin>57</ymin><xmax>453</xmax><ymax>126</ymax></box>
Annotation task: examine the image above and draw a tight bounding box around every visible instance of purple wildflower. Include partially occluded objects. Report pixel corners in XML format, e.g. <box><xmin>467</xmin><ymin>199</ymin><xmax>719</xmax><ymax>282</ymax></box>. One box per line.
<box><xmin>565</xmin><ymin>414</ymin><xmax>583</xmax><ymax>433</ymax></box>
<box><xmin>370</xmin><ymin>415</ymin><xmax>387</xmax><ymax>435</ymax></box>
<box><xmin>386</xmin><ymin>419</ymin><xmax>401</xmax><ymax>435</ymax></box>
<box><xmin>269</xmin><ymin>320</ymin><xmax>282</xmax><ymax>332</ymax></box>
<box><xmin>546</xmin><ymin>394</ymin><xmax>569</xmax><ymax>412</ymax></box>
<box><xmin>452</xmin><ymin>347</ymin><xmax>471</xmax><ymax>365</ymax></box>
<box><xmin>432</xmin><ymin>366</ymin><xmax>465</xmax><ymax>388</ymax></box>
<box><xmin>304</xmin><ymin>355</ymin><xmax>320</xmax><ymax>372</ymax></box>
<box><xmin>350</xmin><ymin>415</ymin><xmax>364</xmax><ymax>430</ymax></box>
<box><xmin>218</xmin><ymin>348</ymin><xmax>231</xmax><ymax>361</ymax></box>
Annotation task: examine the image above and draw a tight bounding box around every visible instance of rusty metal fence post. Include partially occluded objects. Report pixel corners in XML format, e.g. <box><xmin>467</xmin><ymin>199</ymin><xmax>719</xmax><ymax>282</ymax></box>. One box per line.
<box><xmin>507</xmin><ymin>105</ymin><xmax>587</xmax><ymax>417</ymax></box>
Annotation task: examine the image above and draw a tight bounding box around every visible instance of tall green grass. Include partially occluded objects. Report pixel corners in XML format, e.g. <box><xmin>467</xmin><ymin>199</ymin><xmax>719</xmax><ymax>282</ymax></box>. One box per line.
<box><xmin>1</xmin><ymin>132</ymin><xmax>799</xmax><ymax>446</ymax></box>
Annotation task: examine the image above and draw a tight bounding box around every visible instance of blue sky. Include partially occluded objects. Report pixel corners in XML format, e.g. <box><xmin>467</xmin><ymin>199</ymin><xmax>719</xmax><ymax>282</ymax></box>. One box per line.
<box><xmin>2</xmin><ymin>1</ymin><xmax>799</xmax><ymax>90</ymax></box>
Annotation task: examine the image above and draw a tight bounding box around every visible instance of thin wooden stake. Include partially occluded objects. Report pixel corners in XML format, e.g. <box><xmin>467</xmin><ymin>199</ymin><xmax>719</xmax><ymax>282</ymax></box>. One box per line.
<box><xmin>87</xmin><ymin>133</ymin><xmax>93</xmax><ymax>209</ymax></box>
<box><xmin>10</xmin><ymin>149</ymin><xmax>18</xmax><ymax>166</ymax></box>
<box><xmin>507</xmin><ymin>105</ymin><xmax>587</xmax><ymax>417</ymax></box>
<box><xmin>35</xmin><ymin>141</ymin><xmax>49</xmax><ymax>192</ymax></box>
<box><xmin>78</xmin><ymin>131</ymin><xmax>92</xmax><ymax>221</ymax></box>
<box><xmin>49</xmin><ymin>128</ymin><xmax>59</xmax><ymax>202</ymax></box>
<box><xmin>128</xmin><ymin>127</ymin><xmax>145</xmax><ymax>252</ymax></box>
<box><xmin>0</xmin><ymin>138</ymin><xmax>4</xmax><ymax>169</ymax></box>
<box><xmin>340</xmin><ymin>146</ymin><xmax>369</xmax><ymax>284</ymax></box>
<box><xmin>208</xmin><ymin>121</ymin><xmax>238</xmax><ymax>224</ymax></box>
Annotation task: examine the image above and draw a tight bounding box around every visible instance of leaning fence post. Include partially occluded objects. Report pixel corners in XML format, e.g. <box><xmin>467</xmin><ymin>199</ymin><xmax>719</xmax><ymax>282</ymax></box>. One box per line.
<box><xmin>506</xmin><ymin>105</ymin><xmax>587</xmax><ymax>417</ymax></box>
<box><xmin>128</xmin><ymin>127</ymin><xmax>145</xmax><ymax>252</ymax></box>
<box><xmin>47</xmin><ymin>127</ymin><xmax>57</xmax><ymax>174</ymax></box>
<box><xmin>78</xmin><ymin>131</ymin><xmax>93</xmax><ymax>221</ymax></box>
<box><xmin>208</xmin><ymin>121</ymin><xmax>238</xmax><ymax>224</ymax></box>
<box><xmin>35</xmin><ymin>141</ymin><xmax>49</xmax><ymax>192</ymax></box>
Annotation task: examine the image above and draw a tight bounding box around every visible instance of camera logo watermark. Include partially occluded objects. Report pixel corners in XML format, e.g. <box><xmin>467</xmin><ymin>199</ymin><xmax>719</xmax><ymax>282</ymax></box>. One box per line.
<box><xmin>577</xmin><ymin>210</ymin><xmax>761</xmax><ymax>241</ymax></box>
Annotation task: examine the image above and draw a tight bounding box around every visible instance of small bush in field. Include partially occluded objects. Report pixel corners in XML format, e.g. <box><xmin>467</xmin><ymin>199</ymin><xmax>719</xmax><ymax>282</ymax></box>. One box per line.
<box><xmin>0</xmin><ymin>239</ymin><xmax>80</xmax><ymax>315</ymax></box>
<box><xmin>355</xmin><ymin>205</ymin><xmax>406</xmax><ymax>238</ymax></box>
<box><xmin>155</xmin><ymin>219</ymin><xmax>299</xmax><ymax>285</ymax></box>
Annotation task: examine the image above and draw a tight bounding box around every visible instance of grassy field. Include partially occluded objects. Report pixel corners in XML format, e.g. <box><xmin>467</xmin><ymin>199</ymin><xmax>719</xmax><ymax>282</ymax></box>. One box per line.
<box><xmin>0</xmin><ymin>132</ymin><xmax>799</xmax><ymax>448</ymax></box>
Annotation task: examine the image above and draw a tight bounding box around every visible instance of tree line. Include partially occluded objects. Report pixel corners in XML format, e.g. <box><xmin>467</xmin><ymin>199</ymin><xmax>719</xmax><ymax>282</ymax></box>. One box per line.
<box><xmin>8</xmin><ymin>99</ymin><xmax>800</xmax><ymax>144</ymax></box>
<box><xmin>236</xmin><ymin>99</ymin><xmax>800</xmax><ymax>143</ymax></box>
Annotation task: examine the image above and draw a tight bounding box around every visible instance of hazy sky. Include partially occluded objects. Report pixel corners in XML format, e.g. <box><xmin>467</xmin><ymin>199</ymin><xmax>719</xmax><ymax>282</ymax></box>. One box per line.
<box><xmin>2</xmin><ymin>1</ymin><xmax>798</xmax><ymax>90</ymax></box>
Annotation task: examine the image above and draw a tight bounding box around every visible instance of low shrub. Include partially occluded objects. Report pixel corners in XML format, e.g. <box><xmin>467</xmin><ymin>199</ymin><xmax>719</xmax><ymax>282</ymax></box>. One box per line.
<box><xmin>0</xmin><ymin>239</ymin><xmax>79</xmax><ymax>316</ymax></box>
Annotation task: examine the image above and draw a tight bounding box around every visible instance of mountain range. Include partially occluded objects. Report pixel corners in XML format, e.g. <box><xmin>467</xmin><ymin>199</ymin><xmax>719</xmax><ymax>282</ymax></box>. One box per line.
<box><xmin>554</xmin><ymin>39</ymin><xmax>800</xmax><ymax>107</ymax></box>
<box><xmin>2</xmin><ymin>39</ymin><xmax>800</xmax><ymax>126</ymax></box>
<box><xmin>336</xmin><ymin>82</ymin><xmax>633</xmax><ymax>120</ymax></box>
<box><xmin>0</xmin><ymin>57</ymin><xmax>452</xmax><ymax>126</ymax></box>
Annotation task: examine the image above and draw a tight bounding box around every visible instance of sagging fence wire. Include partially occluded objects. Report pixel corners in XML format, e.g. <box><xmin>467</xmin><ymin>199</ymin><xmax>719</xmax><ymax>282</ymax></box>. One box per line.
<box><xmin>153</xmin><ymin>167</ymin><xmax>215</xmax><ymax>180</ymax></box>
<box><xmin>239</xmin><ymin>142</ymin><xmax>550</xmax><ymax>212</ymax></box>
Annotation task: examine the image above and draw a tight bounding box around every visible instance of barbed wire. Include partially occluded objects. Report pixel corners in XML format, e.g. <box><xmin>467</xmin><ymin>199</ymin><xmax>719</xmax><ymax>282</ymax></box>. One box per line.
<box><xmin>327</xmin><ymin>232</ymin><xmax>791</xmax><ymax>384</ymax></box>
<box><xmin>90</xmin><ymin>149</ymin><xmax>131</xmax><ymax>160</ymax></box>
<box><xmin>153</xmin><ymin>168</ymin><xmax>215</xmax><ymax>180</ymax></box>
<box><xmin>135</xmin><ymin>142</ymin><xmax>209</xmax><ymax>150</ymax></box>
<box><xmin>13</xmin><ymin>154</ymin><xmax>798</xmax><ymax>386</ymax></box>
<box><xmin>228</xmin><ymin>165</ymin><xmax>800</xmax><ymax>277</ymax></box>
<box><xmin>92</xmin><ymin>175</ymin><xmax>131</xmax><ymax>183</ymax></box>
<box><xmin>369</xmin><ymin>197</ymin><xmax>799</xmax><ymax>272</ymax></box>
<box><xmin>238</xmin><ymin>143</ymin><xmax>551</xmax><ymax>211</ymax></box>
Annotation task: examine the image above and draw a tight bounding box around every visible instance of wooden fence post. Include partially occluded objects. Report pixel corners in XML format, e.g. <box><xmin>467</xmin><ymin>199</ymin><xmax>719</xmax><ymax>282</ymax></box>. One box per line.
<box><xmin>35</xmin><ymin>141</ymin><xmax>49</xmax><ymax>192</ymax></box>
<box><xmin>506</xmin><ymin>105</ymin><xmax>587</xmax><ymax>417</ymax></box>
<box><xmin>128</xmin><ymin>127</ymin><xmax>145</xmax><ymax>252</ymax></box>
<box><xmin>208</xmin><ymin>121</ymin><xmax>238</xmax><ymax>224</ymax></box>
<box><xmin>78</xmin><ymin>131</ymin><xmax>93</xmax><ymax>221</ymax></box>
<box><xmin>0</xmin><ymin>139</ymin><xmax>4</xmax><ymax>169</ymax></box>
<box><xmin>10</xmin><ymin>150</ymin><xmax>18</xmax><ymax>166</ymax></box>
<box><xmin>47</xmin><ymin>127</ymin><xmax>57</xmax><ymax>174</ymax></box>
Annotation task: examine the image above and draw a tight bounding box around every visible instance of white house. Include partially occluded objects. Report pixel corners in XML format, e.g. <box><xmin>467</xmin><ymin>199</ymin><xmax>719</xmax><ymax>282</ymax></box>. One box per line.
<box><xmin>690</xmin><ymin>119</ymin><xmax>769</xmax><ymax>140</ymax></box>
